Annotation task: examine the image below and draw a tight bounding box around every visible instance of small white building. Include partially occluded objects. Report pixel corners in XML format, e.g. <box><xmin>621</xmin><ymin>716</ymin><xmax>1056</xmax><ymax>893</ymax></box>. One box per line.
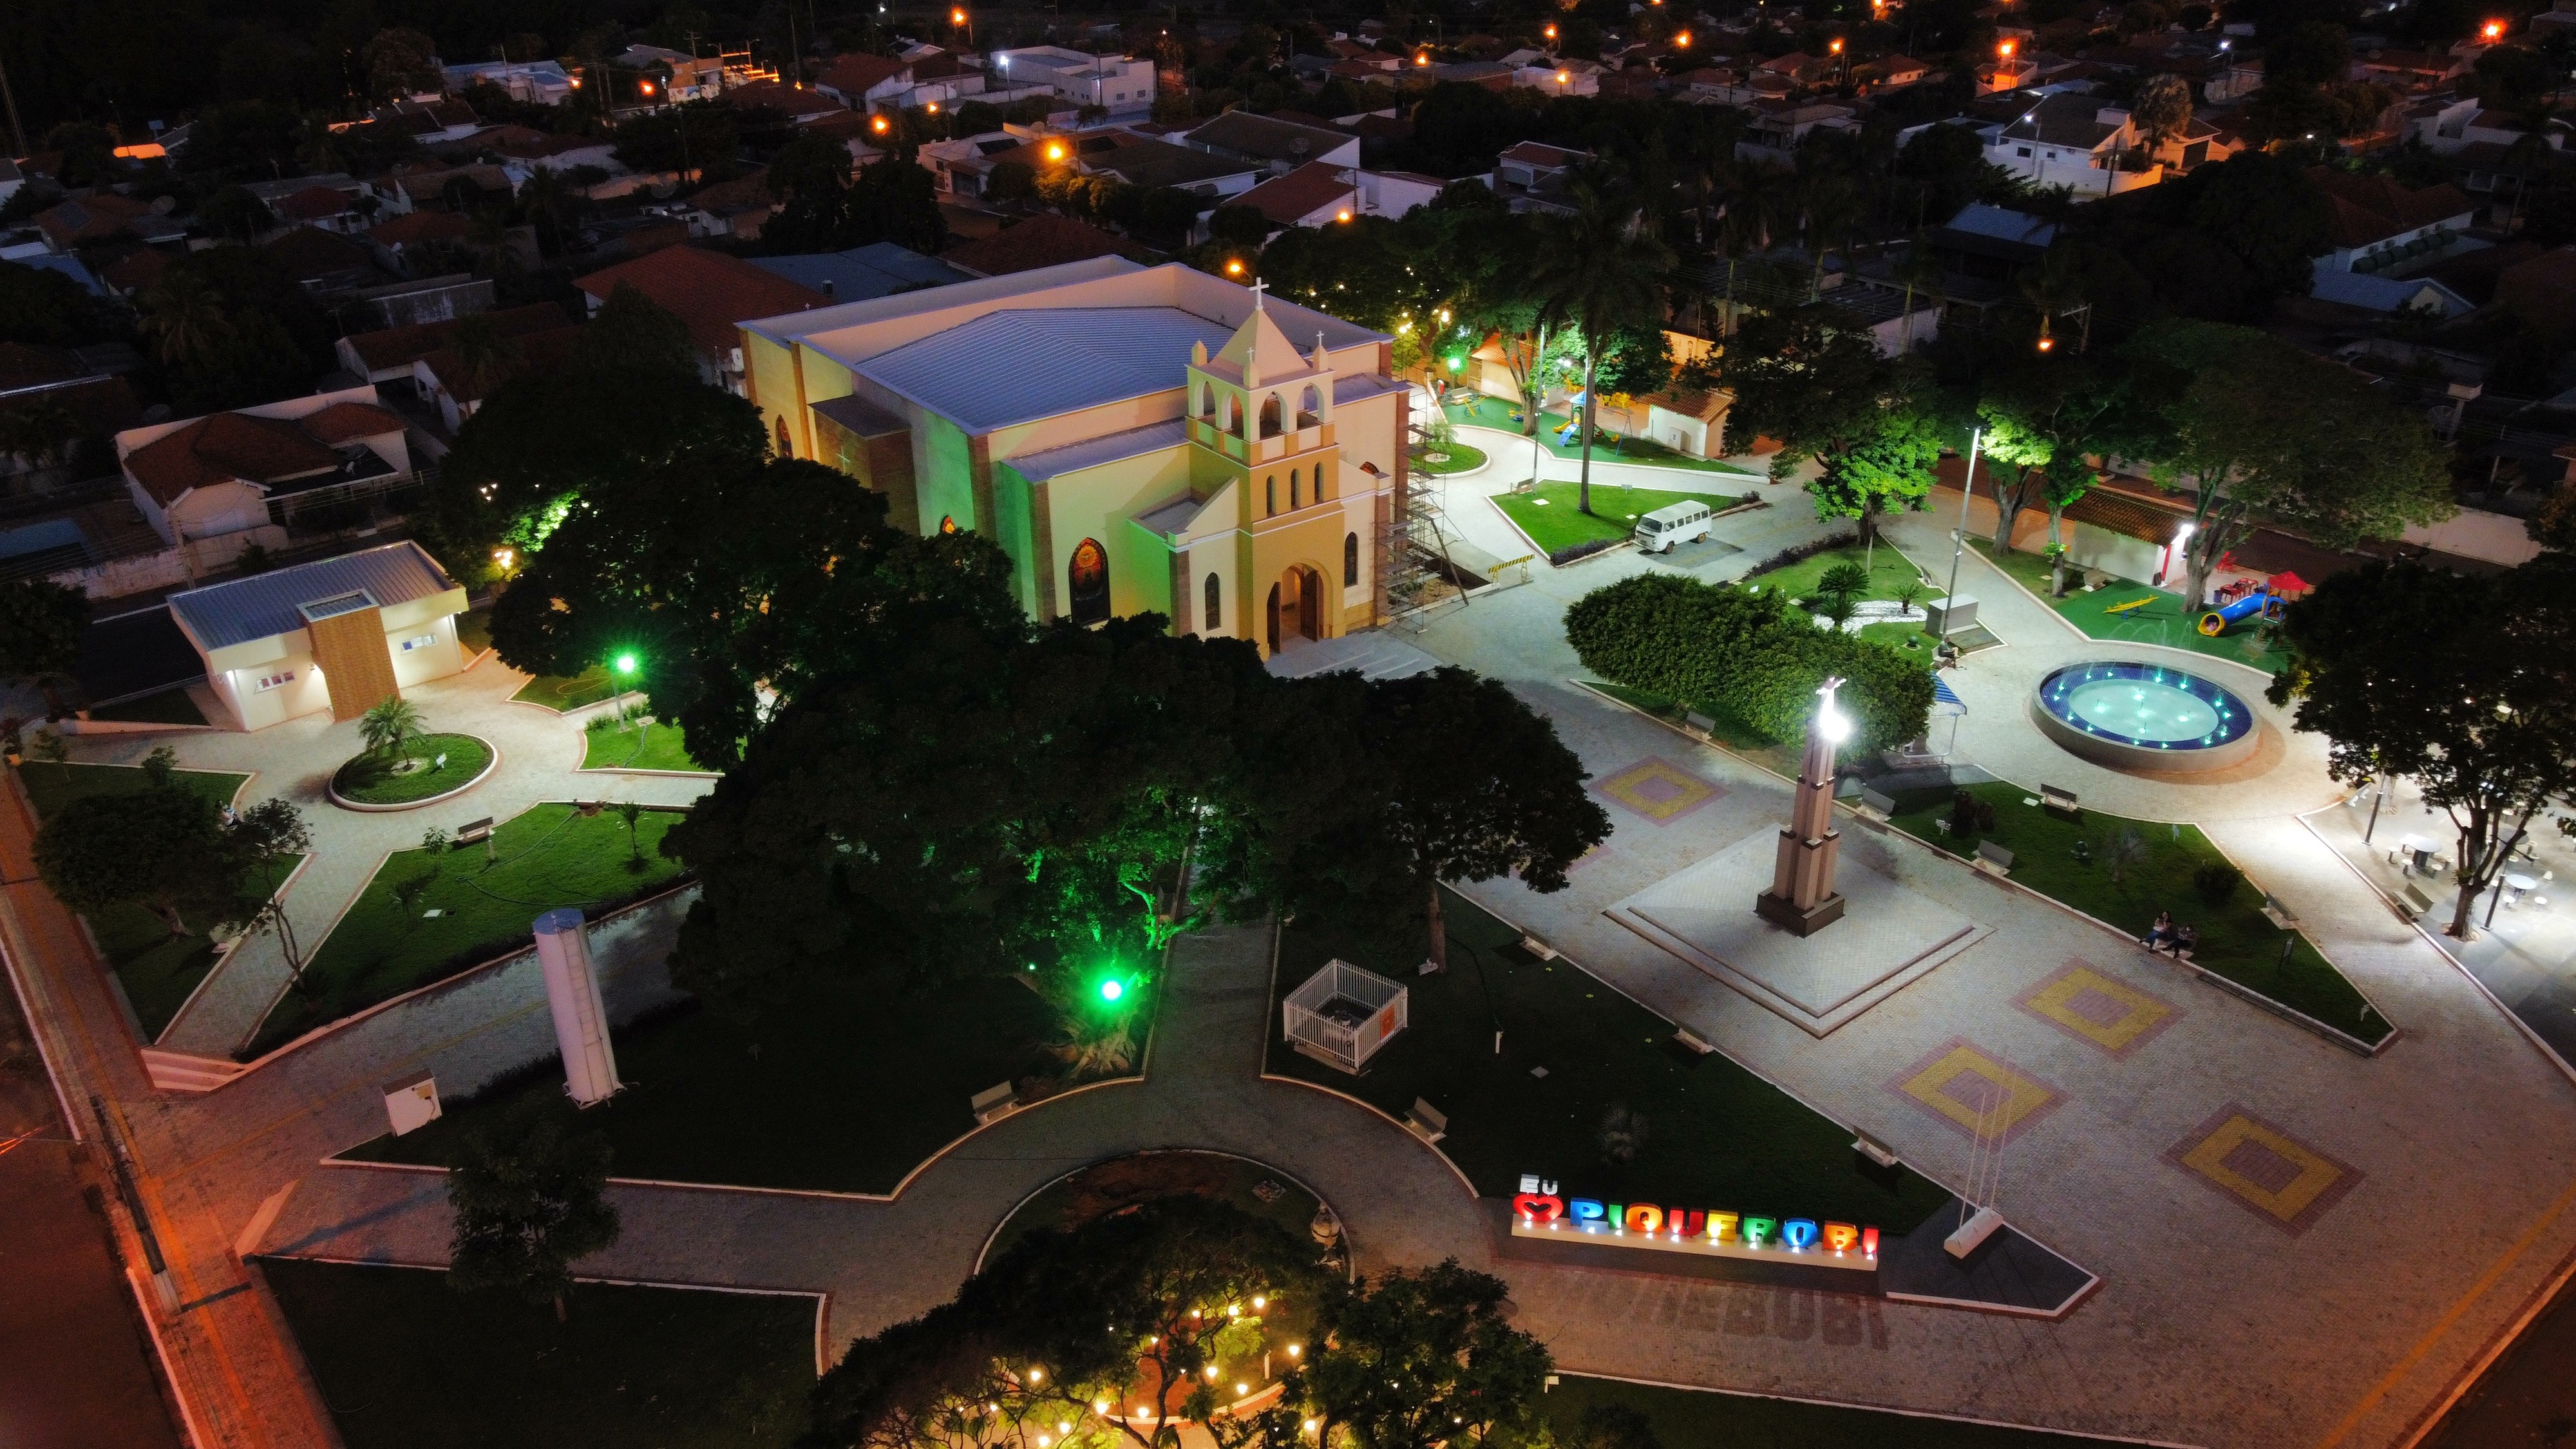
<box><xmin>1983</xmin><ymin>95</ymin><xmax>2163</xmax><ymax>199</ymax></box>
<box><xmin>990</xmin><ymin>47</ymin><xmax>1158</xmax><ymax>111</ymax></box>
<box><xmin>167</xmin><ymin>542</ymin><xmax>469</xmax><ymax>730</ymax></box>
<box><xmin>116</xmin><ymin>387</ymin><xmax>412</xmax><ymax>549</ymax></box>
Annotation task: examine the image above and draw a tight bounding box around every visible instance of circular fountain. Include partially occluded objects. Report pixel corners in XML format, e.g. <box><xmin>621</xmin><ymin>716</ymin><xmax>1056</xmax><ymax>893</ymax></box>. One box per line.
<box><xmin>2032</xmin><ymin>661</ymin><xmax>2259</xmax><ymax>773</ymax></box>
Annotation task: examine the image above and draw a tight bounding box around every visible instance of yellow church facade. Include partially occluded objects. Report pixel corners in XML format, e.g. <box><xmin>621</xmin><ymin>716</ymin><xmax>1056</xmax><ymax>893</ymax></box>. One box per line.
<box><xmin>737</xmin><ymin>257</ymin><xmax>1411</xmax><ymax>654</ymax></box>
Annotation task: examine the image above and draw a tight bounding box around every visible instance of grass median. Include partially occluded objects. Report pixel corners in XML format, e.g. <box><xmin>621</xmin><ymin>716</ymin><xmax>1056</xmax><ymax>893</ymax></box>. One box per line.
<box><xmin>330</xmin><ymin>734</ymin><xmax>492</xmax><ymax>805</ymax></box>
<box><xmin>1882</xmin><ymin>781</ymin><xmax>2385</xmax><ymax>1043</ymax></box>
<box><xmin>261</xmin><ymin>1258</ymin><xmax>813</xmax><ymax>1449</ymax></box>
<box><xmin>350</xmin><ymin>966</ymin><xmax>1136</xmax><ymax>1195</ymax></box>
<box><xmin>1492</xmin><ymin>482</ymin><xmax>1761</xmax><ymax>558</ymax></box>
<box><xmin>1267</xmin><ymin>886</ymin><xmax>1951</xmax><ymax>1234</ymax></box>
<box><xmin>251</xmin><ymin>804</ymin><xmax>688</xmax><ymax>1057</ymax></box>
<box><xmin>581</xmin><ymin>719</ymin><xmax>709</xmax><ymax>773</ymax></box>
<box><xmin>1965</xmin><ymin>538</ymin><xmax>2291</xmax><ymax>675</ymax></box>
<box><xmin>1443</xmin><ymin>396</ymin><xmax>1757</xmax><ymax>474</ymax></box>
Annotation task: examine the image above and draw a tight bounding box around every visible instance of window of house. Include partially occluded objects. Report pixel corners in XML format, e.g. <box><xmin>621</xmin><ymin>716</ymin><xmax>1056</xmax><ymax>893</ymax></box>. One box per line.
<box><xmin>1205</xmin><ymin>573</ymin><xmax>1222</xmax><ymax>630</ymax></box>
<box><xmin>774</xmin><ymin>414</ymin><xmax>792</xmax><ymax>457</ymax></box>
<box><xmin>1068</xmin><ymin>538</ymin><xmax>1110</xmax><ymax>625</ymax></box>
<box><xmin>1343</xmin><ymin>531</ymin><xmax>1358</xmax><ymax>587</ymax></box>
<box><xmin>253</xmin><ymin>670</ymin><xmax>296</xmax><ymax>693</ymax></box>
<box><xmin>1291</xmin><ymin>468</ymin><xmax>1301</xmax><ymax>507</ymax></box>
<box><xmin>2016</xmin><ymin>146</ymin><xmax>2032</xmax><ymax>156</ymax></box>
<box><xmin>399</xmin><ymin>633</ymin><xmax>437</xmax><ymax>652</ymax></box>
<box><xmin>1265</xmin><ymin>475</ymin><xmax>1276</xmax><ymax>515</ymax></box>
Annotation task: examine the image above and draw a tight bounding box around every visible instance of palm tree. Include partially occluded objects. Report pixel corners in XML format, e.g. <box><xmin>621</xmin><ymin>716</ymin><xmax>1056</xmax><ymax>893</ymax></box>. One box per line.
<box><xmin>1889</xmin><ymin>238</ymin><xmax>1944</xmax><ymax>353</ymax></box>
<box><xmin>517</xmin><ymin>164</ymin><xmax>580</xmax><ymax>256</ymax></box>
<box><xmin>137</xmin><ymin>270</ymin><xmax>233</xmax><ymax>371</ymax></box>
<box><xmin>2018</xmin><ymin>243</ymin><xmax>2090</xmax><ymax>351</ymax></box>
<box><xmin>1528</xmin><ymin>173</ymin><xmax>1677</xmax><ymax>517</ymax></box>
<box><xmin>1795</xmin><ymin>172</ymin><xmax>1863</xmax><ymax>299</ymax></box>
<box><xmin>359</xmin><ymin>696</ymin><xmax>426</xmax><ymax>766</ymax></box>
<box><xmin>1714</xmin><ymin>164</ymin><xmax>1784</xmax><ymax>334</ymax></box>
<box><xmin>0</xmin><ymin>401</ymin><xmax>82</xmax><ymax>482</ymax></box>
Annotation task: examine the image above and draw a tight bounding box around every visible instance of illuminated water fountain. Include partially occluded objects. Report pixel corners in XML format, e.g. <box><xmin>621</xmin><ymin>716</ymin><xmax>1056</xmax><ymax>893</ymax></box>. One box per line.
<box><xmin>2032</xmin><ymin>661</ymin><xmax>2259</xmax><ymax>773</ymax></box>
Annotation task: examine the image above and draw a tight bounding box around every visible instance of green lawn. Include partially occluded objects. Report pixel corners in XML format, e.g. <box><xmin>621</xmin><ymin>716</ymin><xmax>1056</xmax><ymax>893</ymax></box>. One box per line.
<box><xmin>350</xmin><ymin>969</ymin><xmax>1126</xmax><ymax>1195</ymax></box>
<box><xmin>1444</xmin><ymin>395</ymin><xmax>1757</xmax><ymax>474</ymax></box>
<box><xmin>456</xmin><ymin>607</ymin><xmax>493</xmax><ymax>658</ymax></box>
<box><xmin>1884</xmin><ymin>781</ymin><xmax>2386</xmax><ymax>1044</ymax></box>
<box><xmin>260</xmin><ymin>1258</ymin><xmax>812</xmax><ymax>1449</ymax></box>
<box><xmin>1417</xmin><ymin>440</ymin><xmax>1488</xmax><ymax>475</ymax></box>
<box><xmin>16</xmin><ymin>762</ymin><xmax>265</xmax><ymax>1037</ymax></box>
<box><xmin>1269</xmin><ymin>887</ymin><xmax>1950</xmax><ymax>1234</ymax></box>
<box><xmin>582</xmin><ymin>720</ymin><xmax>710</xmax><ymax>773</ymax></box>
<box><xmin>511</xmin><ymin>665</ymin><xmax>624</xmax><ymax>712</ymax></box>
<box><xmin>1492</xmin><ymin>482</ymin><xmax>1760</xmax><ymax>557</ymax></box>
<box><xmin>330</xmin><ymin>734</ymin><xmax>493</xmax><ymax>805</ymax></box>
<box><xmin>89</xmin><ymin>687</ymin><xmax>207</xmax><ymax>726</ymax></box>
<box><xmin>1967</xmin><ymin>539</ymin><xmax>2291</xmax><ymax>675</ymax></box>
<box><xmin>252</xmin><ymin>804</ymin><xmax>689</xmax><ymax>1057</ymax></box>
<box><xmin>1743</xmin><ymin>542</ymin><xmax>1942</xmax><ymax>663</ymax></box>
<box><xmin>1544</xmin><ymin>1374</ymin><xmax>2110</xmax><ymax>1449</ymax></box>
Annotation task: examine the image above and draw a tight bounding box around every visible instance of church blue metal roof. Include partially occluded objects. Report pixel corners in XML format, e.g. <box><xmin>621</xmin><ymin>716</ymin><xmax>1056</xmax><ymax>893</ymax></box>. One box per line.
<box><xmin>855</xmin><ymin>306</ymin><xmax>1234</xmax><ymax>432</ymax></box>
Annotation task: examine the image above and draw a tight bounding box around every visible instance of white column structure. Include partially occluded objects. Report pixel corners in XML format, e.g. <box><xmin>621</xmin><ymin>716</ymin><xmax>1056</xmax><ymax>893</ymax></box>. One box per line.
<box><xmin>533</xmin><ymin>908</ymin><xmax>621</xmax><ymax>1105</ymax></box>
<box><xmin>1754</xmin><ymin>677</ymin><xmax>1850</xmax><ymax>937</ymax></box>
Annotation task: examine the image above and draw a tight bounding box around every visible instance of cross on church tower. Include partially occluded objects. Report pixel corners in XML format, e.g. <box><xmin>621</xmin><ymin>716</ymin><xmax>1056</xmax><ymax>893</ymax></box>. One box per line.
<box><xmin>1247</xmin><ymin>277</ymin><xmax>1267</xmax><ymax>312</ymax></box>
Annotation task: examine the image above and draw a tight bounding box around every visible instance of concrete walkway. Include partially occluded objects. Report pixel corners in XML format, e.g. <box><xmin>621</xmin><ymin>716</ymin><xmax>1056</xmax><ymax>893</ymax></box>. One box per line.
<box><xmin>1403</xmin><ymin>516</ymin><xmax>2576</xmax><ymax>1449</ymax></box>
<box><xmin>66</xmin><ymin>656</ymin><xmax>714</xmax><ymax>1057</ymax></box>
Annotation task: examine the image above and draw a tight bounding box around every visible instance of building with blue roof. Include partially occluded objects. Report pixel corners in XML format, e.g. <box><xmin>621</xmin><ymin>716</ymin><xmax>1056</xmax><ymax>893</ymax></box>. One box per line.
<box><xmin>739</xmin><ymin>258</ymin><xmax>1406</xmax><ymax>655</ymax></box>
<box><xmin>167</xmin><ymin>541</ymin><xmax>469</xmax><ymax>730</ymax></box>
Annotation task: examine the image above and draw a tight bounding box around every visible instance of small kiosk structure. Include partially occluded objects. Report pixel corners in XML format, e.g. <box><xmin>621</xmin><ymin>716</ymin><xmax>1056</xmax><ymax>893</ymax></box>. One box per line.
<box><xmin>1282</xmin><ymin>958</ymin><xmax>1409</xmax><ymax>1073</ymax></box>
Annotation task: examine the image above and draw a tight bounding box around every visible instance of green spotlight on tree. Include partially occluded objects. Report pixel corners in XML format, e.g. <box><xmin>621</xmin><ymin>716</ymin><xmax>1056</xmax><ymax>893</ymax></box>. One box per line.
<box><xmin>1099</xmin><ymin>978</ymin><xmax>1125</xmax><ymax>1003</ymax></box>
<box><xmin>1444</xmin><ymin>354</ymin><xmax>1466</xmax><ymax>373</ymax></box>
<box><xmin>614</xmin><ymin>652</ymin><xmax>638</xmax><ymax>675</ymax></box>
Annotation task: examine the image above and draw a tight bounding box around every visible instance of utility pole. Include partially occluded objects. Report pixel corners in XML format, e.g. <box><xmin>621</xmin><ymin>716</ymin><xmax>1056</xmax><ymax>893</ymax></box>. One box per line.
<box><xmin>0</xmin><ymin>40</ymin><xmax>27</xmax><ymax>160</ymax></box>
<box><xmin>1942</xmin><ymin>426</ymin><xmax>1982</xmax><ymax>616</ymax></box>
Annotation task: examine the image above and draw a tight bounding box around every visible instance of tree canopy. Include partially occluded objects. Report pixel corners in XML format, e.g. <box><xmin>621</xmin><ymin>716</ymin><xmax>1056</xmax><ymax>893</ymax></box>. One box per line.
<box><xmin>445</xmin><ymin>1096</ymin><xmax>621</xmax><ymax>1321</ymax></box>
<box><xmin>2269</xmin><ymin>556</ymin><xmax>2576</xmax><ymax>938</ymax></box>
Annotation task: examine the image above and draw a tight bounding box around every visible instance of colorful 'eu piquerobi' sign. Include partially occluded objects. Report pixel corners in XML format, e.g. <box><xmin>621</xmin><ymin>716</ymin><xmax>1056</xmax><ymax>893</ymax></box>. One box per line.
<box><xmin>1510</xmin><ymin>1175</ymin><xmax>1879</xmax><ymax>1274</ymax></box>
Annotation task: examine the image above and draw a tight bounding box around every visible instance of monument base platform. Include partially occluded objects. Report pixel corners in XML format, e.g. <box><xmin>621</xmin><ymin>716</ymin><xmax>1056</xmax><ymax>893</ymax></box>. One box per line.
<box><xmin>1608</xmin><ymin>827</ymin><xmax>1985</xmax><ymax>1036</ymax></box>
<box><xmin>1754</xmin><ymin>889</ymin><xmax>1846</xmax><ymax>936</ymax></box>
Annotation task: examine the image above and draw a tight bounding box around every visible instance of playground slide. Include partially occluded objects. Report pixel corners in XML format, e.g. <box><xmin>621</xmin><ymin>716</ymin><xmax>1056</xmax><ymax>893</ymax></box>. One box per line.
<box><xmin>2196</xmin><ymin>591</ymin><xmax>2280</xmax><ymax>636</ymax></box>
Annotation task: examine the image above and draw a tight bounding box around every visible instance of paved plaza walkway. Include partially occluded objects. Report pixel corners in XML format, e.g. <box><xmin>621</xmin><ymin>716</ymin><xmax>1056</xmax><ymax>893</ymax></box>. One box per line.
<box><xmin>66</xmin><ymin>655</ymin><xmax>714</xmax><ymax>1057</ymax></box>
<box><xmin>10</xmin><ymin>500</ymin><xmax>2576</xmax><ymax>1447</ymax></box>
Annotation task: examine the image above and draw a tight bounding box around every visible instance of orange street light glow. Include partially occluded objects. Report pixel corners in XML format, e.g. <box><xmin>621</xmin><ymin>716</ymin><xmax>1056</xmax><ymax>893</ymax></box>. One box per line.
<box><xmin>954</xmin><ymin>7</ymin><xmax>968</xmax><ymax>21</ymax></box>
<box><xmin>1226</xmin><ymin>259</ymin><xmax>1244</xmax><ymax>274</ymax></box>
<box><xmin>1416</xmin><ymin>52</ymin><xmax>1430</xmax><ymax>64</ymax></box>
<box><xmin>927</xmin><ymin>100</ymin><xmax>940</xmax><ymax>111</ymax></box>
<box><xmin>1830</xmin><ymin>37</ymin><xmax>1844</xmax><ymax>52</ymax></box>
<box><xmin>1558</xmin><ymin>69</ymin><xmax>1570</xmax><ymax>81</ymax></box>
<box><xmin>873</xmin><ymin>115</ymin><xmax>889</xmax><ymax>131</ymax></box>
<box><xmin>1336</xmin><ymin>208</ymin><xmax>1352</xmax><ymax>222</ymax></box>
<box><xmin>639</xmin><ymin>79</ymin><xmax>656</xmax><ymax>93</ymax></box>
<box><xmin>2483</xmin><ymin>19</ymin><xmax>2505</xmax><ymax>37</ymax></box>
<box><xmin>1544</xmin><ymin>23</ymin><xmax>1557</xmax><ymax>37</ymax></box>
<box><xmin>1046</xmin><ymin>142</ymin><xmax>1065</xmax><ymax>158</ymax></box>
<box><xmin>1675</xmin><ymin>30</ymin><xmax>1691</xmax><ymax>44</ymax></box>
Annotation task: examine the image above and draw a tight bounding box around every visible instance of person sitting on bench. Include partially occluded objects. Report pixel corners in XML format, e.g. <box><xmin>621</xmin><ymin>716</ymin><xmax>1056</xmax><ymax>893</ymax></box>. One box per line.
<box><xmin>2141</xmin><ymin>911</ymin><xmax>2174</xmax><ymax>951</ymax></box>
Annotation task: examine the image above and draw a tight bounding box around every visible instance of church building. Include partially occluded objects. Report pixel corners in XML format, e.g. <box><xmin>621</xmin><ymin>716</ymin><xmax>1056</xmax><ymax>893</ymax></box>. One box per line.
<box><xmin>738</xmin><ymin>258</ymin><xmax>1410</xmax><ymax>654</ymax></box>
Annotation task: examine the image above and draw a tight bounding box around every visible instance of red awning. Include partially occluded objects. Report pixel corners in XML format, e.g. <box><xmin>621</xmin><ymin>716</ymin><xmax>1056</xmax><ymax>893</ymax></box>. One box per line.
<box><xmin>2269</xmin><ymin>569</ymin><xmax>2312</xmax><ymax>594</ymax></box>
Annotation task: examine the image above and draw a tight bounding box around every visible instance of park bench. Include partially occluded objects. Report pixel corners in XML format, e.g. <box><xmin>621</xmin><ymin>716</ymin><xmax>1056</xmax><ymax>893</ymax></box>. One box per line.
<box><xmin>1857</xmin><ymin>786</ymin><xmax>1897</xmax><ymax>820</ymax></box>
<box><xmin>1852</xmin><ymin>1131</ymin><xmax>1900</xmax><ymax>1168</ymax></box>
<box><xmin>2401</xmin><ymin>882</ymin><xmax>2437</xmax><ymax>922</ymax></box>
<box><xmin>971</xmin><ymin>1081</ymin><xmax>1021</xmax><ymax>1127</ymax></box>
<box><xmin>1405</xmin><ymin>1097</ymin><xmax>1448</xmax><ymax>1144</ymax></box>
<box><xmin>1973</xmin><ymin>840</ymin><xmax>2016</xmax><ymax>876</ymax></box>
<box><xmin>2040</xmin><ymin>784</ymin><xmax>2080</xmax><ymax>820</ymax></box>
<box><xmin>1683</xmin><ymin>710</ymin><xmax>1716</xmax><ymax>737</ymax></box>
<box><xmin>1671</xmin><ymin>1027</ymin><xmax>1716</xmax><ymax>1056</ymax></box>
<box><xmin>2262</xmin><ymin>895</ymin><xmax>2302</xmax><ymax>929</ymax></box>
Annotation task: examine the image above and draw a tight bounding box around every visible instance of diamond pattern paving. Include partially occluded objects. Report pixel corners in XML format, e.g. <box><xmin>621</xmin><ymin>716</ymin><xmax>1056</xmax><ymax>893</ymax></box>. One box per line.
<box><xmin>1888</xmin><ymin>1038</ymin><xmax>2065</xmax><ymax>1143</ymax></box>
<box><xmin>2017</xmin><ymin>959</ymin><xmax>2181</xmax><ymax>1058</ymax></box>
<box><xmin>2164</xmin><ymin>1105</ymin><xmax>2362</xmax><ymax>1235</ymax></box>
<box><xmin>1589</xmin><ymin>755</ymin><xmax>1722</xmax><ymax>825</ymax></box>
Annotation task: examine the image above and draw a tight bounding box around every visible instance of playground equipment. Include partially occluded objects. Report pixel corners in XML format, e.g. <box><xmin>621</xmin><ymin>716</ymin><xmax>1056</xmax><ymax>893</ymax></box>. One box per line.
<box><xmin>2196</xmin><ymin>587</ymin><xmax>2284</xmax><ymax>636</ymax></box>
<box><xmin>2101</xmin><ymin>594</ymin><xmax>2159</xmax><ymax>618</ymax></box>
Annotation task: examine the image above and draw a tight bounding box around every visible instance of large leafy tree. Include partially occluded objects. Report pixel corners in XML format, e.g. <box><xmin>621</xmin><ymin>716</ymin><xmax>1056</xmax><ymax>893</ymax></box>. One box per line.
<box><xmin>1528</xmin><ymin>174</ymin><xmax>1675</xmax><ymax>515</ymax></box>
<box><xmin>1808</xmin><ymin>401</ymin><xmax>1946</xmax><ymax>549</ymax></box>
<box><xmin>488</xmin><ymin>454</ymin><xmax>1010</xmax><ymax>773</ymax></box>
<box><xmin>808</xmin><ymin>1197</ymin><xmax>1330</xmax><ymax>1449</ymax></box>
<box><xmin>2269</xmin><ymin>556</ymin><xmax>2576</xmax><ymax>939</ymax></box>
<box><xmin>2128</xmin><ymin>319</ymin><xmax>2454</xmax><ymax>608</ymax></box>
<box><xmin>1710</xmin><ymin>301</ymin><xmax>1904</xmax><ymax>485</ymax></box>
<box><xmin>1305</xmin><ymin>1262</ymin><xmax>1553</xmax><ymax>1449</ymax></box>
<box><xmin>1256</xmin><ymin>668</ymin><xmax>1610</xmax><ymax>971</ymax></box>
<box><xmin>33</xmin><ymin>773</ymin><xmax>231</xmax><ymax>936</ymax></box>
<box><xmin>445</xmin><ymin>1097</ymin><xmax>621</xmax><ymax>1321</ymax></box>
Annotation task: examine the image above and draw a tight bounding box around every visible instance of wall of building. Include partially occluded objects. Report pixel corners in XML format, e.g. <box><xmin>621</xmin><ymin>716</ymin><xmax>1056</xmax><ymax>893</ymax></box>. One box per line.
<box><xmin>916</xmin><ymin>413</ymin><xmax>980</xmax><ymax>533</ymax></box>
<box><xmin>212</xmin><ymin>652</ymin><xmax>327</xmax><ymax>732</ymax></box>
<box><xmin>1043</xmin><ymin>444</ymin><xmax>1197</xmax><ymax>623</ymax></box>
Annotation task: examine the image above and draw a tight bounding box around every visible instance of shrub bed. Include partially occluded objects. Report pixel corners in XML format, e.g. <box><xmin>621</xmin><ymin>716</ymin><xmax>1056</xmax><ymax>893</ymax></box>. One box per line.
<box><xmin>1567</xmin><ymin>573</ymin><xmax>1933</xmax><ymax>753</ymax></box>
<box><xmin>329</xmin><ymin>735</ymin><xmax>493</xmax><ymax>805</ymax></box>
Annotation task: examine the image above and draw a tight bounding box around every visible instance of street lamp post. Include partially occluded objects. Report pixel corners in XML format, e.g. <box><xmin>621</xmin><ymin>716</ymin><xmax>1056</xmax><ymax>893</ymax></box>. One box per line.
<box><xmin>1942</xmin><ymin>425</ymin><xmax>1982</xmax><ymax>617</ymax></box>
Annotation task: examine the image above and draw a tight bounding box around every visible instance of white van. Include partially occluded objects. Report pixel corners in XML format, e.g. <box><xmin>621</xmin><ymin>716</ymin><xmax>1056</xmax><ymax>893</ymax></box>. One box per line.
<box><xmin>1634</xmin><ymin>500</ymin><xmax>1714</xmax><ymax>553</ymax></box>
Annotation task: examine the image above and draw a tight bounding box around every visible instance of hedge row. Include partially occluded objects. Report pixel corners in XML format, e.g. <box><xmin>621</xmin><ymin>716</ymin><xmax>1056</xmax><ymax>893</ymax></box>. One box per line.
<box><xmin>1566</xmin><ymin>573</ymin><xmax>1935</xmax><ymax>755</ymax></box>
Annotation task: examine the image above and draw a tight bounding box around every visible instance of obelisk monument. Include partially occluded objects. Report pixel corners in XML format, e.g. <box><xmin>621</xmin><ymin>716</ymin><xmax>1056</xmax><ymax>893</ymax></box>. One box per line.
<box><xmin>1755</xmin><ymin>677</ymin><xmax>1850</xmax><ymax>936</ymax></box>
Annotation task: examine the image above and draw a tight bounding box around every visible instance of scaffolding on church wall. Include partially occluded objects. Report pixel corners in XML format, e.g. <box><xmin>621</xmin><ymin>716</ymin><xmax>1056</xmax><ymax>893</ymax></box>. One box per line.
<box><xmin>1381</xmin><ymin>401</ymin><xmax>1470</xmax><ymax>630</ymax></box>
